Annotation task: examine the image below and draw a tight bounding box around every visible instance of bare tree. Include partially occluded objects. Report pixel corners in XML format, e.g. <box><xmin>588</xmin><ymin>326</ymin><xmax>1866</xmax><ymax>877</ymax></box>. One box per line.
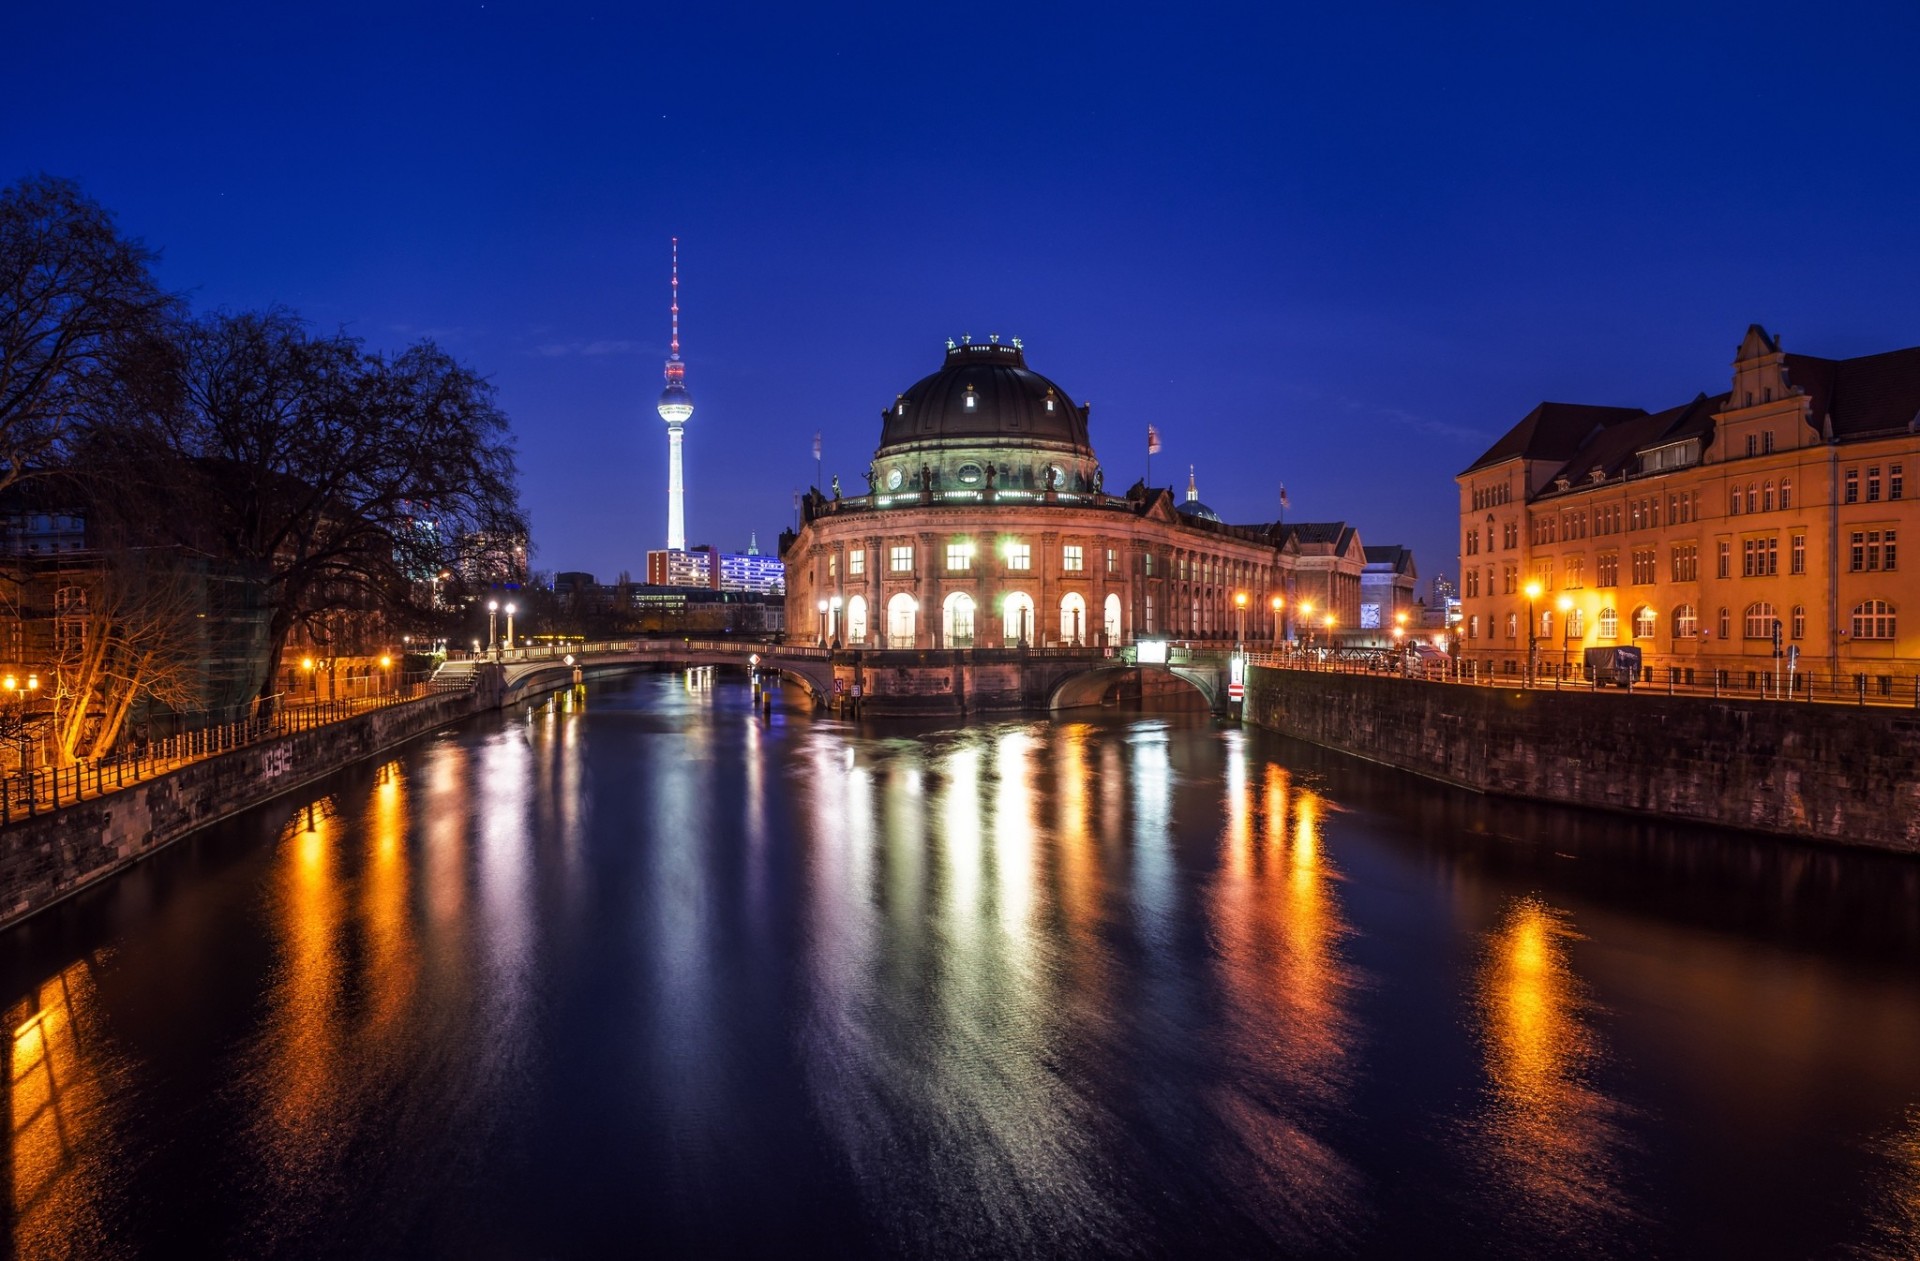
<box><xmin>0</xmin><ymin>175</ymin><xmax>176</xmax><ymax>493</ymax></box>
<box><xmin>143</xmin><ymin>310</ymin><xmax>525</xmax><ymax>709</ymax></box>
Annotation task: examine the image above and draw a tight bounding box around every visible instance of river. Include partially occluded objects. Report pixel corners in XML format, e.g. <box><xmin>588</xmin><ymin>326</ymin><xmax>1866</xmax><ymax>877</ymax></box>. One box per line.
<box><xmin>6</xmin><ymin>672</ymin><xmax>1920</xmax><ymax>1258</ymax></box>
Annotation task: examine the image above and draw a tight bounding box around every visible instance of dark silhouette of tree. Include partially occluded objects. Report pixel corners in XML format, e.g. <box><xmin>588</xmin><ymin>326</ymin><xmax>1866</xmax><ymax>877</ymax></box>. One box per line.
<box><xmin>0</xmin><ymin>175</ymin><xmax>176</xmax><ymax>492</ymax></box>
<box><xmin>137</xmin><ymin>309</ymin><xmax>525</xmax><ymax>707</ymax></box>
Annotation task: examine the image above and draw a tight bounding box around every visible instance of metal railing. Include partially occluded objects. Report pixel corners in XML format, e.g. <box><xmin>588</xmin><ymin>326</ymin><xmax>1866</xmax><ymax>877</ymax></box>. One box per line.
<box><xmin>0</xmin><ymin>672</ymin><xmax>440</xmax><ymax>826</ymax></box>
<box><xmin>1247</xmin><ymin>649</ymin><xmax>1920</xmax><ymax>709</ymax></box>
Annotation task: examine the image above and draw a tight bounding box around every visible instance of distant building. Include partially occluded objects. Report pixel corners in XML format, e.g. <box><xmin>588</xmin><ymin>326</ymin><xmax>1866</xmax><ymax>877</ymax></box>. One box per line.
<box><xmin>1457</xmin><ymin>323</ymin><xmax>1920</xmax><ymax>685</ymax></box>
<box><xmin>645</xmin><ymin>546</ymin><xmax>785</xmax><ymax>594</ymax></box>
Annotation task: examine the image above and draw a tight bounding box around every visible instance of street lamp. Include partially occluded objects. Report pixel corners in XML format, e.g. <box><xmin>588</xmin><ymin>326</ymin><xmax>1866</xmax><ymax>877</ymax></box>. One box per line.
<box><xmin>829</xmin><ymin>594</ymin><xmax>843</xmax><ymax>648</ymax></box>
<box><xmin>817</xmin><ymin>599</ymin><xmax>829</xmax><ymax>647</ymax></box>
<box><xmin>1523</xmin><ymin>580</ymin><xmax>1543</xmax><ymax>685</ymax></box>
<box><xmin>1233</xmin><ymin>590</ymin><xmax>1249</xmax><ymax>650</ymax></box>
<box><xmin>1269</xmin><ymin>595</ymin><xmax>1283</xmax><ymax>649</ymax></box>
<box><xmin>379</xmin><ymin>654</ymin><xmax>392</xmax><ymax>696</ymax></box>
<box><xmin>504</xmin><ymin>602</ymin><xmax>517</xmax><ymax>652</ymax></box>
<box><xmin>487</xmin><ymin>599</ymin><xmax>499</xmax><ymax>656</ymax></box>
<box><xmin>1557</xmin><ymin>595</ymin><xmax>1573</xmax><ymax>681</ymax></box>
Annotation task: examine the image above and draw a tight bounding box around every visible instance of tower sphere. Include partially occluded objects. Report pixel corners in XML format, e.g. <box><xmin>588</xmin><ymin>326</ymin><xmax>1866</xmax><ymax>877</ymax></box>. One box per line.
<box><xmin>658</xmin><ymin>381</ymin><xmax>693</xmax><ymax>425</ymax></box>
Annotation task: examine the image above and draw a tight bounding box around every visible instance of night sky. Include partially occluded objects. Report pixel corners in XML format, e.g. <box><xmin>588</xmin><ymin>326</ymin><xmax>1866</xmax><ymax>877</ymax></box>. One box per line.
<box><xmin>7</xmin><ymin>2</ymin><xmax>1919</xmax><ymax>588</ymax></box>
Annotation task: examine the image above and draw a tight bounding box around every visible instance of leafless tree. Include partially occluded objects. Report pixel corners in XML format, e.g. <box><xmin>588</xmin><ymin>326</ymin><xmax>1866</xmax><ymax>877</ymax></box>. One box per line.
<box><xmin>0</xmin><ymin>175</ymin><xmax>177</xmax><ymax>493</ymax></box>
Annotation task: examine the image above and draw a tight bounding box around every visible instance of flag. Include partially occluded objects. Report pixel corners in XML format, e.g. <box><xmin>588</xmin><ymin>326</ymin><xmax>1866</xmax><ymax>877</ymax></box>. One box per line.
<box><xmin>812</xmin><ymin>431</ymin><xmax>822</xmax><ymax>461</ymax></box>
<box><xmin>1279</xmin><ymin>483</ymin><xmax>1290</xmax><ymax>510</ymax></box>
<box><xmin>1146</xmin><ymin>425</ymin><xmax>1162</xmax><ymax>455</ymax></box>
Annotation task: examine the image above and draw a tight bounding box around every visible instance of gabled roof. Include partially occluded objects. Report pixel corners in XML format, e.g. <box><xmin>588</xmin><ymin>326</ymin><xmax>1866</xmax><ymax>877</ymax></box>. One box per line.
<box><xmin>1461</xmin><ymin>402</ymin><xmax>1647</xmax><ymax>476</ymax></box>
<box><xmin>1783</xmin><ymin>345</ymin><xmax>1920</xmax><ymax>438</ymax></box>
<box><xmin>1278</xmin><ymin>521</ymin><xmax>1360</xmax><ymax>556</ymax></box>
<box><xmin>1363</xmin><ymin>544</ymin><xmax>1417</xmax><ymax>577</ymax></box>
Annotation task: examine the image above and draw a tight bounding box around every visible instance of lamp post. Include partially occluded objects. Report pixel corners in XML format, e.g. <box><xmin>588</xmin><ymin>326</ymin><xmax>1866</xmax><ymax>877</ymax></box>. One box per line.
<box><xmin>1524</xmin><ymin>580</ymin><xmax>1543</xmax><ymax>685</ymax></box>
<box><xmin>4</xmin><ymin>672</ymin><xmax>40</xmax><ymax>778</ymax></box>
<box><xmin>379</xmin><ymin>654</ymin><xmax>392</xmax><ymax>697</ymax></box>
<box><xmin>829</xmin><ymin>594</ymin><xmax>842</xmax><ymax>648</ymax></box>
<box><xmin>1300</xmin><ymin>601</ymin><xmax>1314</xmax><ymax>656</ymax></box>
<box><xmin>1323</xmin><ymin>613</ymin><xmax>1337</xmax><ymax>667</ymax></box>
<box><xmin>504</xmin><ymin>602</ymin><xmax>517</xmax><ymax>653</ymax></box>
<box><xmin>487</xmin><ymin>600</ymin><xmax>499</xmax><ymax>657</ymax></box>
<box><xmin>1557</xmin><ymin>595</ymin><xmax>1573</xmax><ymax>682</ymax></box>
<box><xmin>1270</xmin><ymin>595</ymin><xmax>1283</xmax><ymax>649</ymax></box>
<box><xmin>1233</xmin><ymin>590</ymin><xmax>1248</xmax><ymax>651</ymax></box>
<box><xmin>817</xmin><ymin>599</ymin><xmax>829</xmax><ymax>647</ymax></box>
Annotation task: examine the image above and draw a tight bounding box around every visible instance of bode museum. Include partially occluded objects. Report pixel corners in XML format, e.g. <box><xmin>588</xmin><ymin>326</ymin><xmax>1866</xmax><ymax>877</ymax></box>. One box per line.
<box><xmin>780</xmin><ymin>337</ymin><xmax>1417</xmax><ymax>668</ymax></box>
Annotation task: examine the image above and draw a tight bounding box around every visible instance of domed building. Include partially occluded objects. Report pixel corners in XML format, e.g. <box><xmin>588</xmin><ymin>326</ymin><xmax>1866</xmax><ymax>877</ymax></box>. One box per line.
<box><xmin>782</xmin><ymin>338</ymin><xmax>1339</xmax><ymax>655</ymax></box>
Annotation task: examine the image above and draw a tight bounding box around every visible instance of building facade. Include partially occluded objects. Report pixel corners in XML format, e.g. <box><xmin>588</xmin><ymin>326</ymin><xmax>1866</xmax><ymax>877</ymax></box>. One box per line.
<box><xmin>1457</xmin><ymin>325</ymin><xmax>1920</xmax><ymax>688</ymax></box>
<box><xmin>783</xmin><ymin>339</ymin><xmax>1414</xmax><ymax>652</ymax></box>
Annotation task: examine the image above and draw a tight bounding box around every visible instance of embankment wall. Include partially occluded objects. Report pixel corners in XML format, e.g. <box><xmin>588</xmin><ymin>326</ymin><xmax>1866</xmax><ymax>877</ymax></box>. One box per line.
<box><xmin>1243</xmin><ymin>666</ymin><xmax>1920</xmax><ymax>852</ymax></box>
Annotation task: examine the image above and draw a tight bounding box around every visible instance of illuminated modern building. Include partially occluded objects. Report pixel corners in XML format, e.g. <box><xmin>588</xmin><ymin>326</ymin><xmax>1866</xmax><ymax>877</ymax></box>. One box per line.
<box><xmin>645</xmin><ymin>545</ymin><xmax>786</xmax><ymax>594</ymax></box>
<box><xmin>1457</xmin><ymin>324</ymin><xmax>1920</xmax><ymax>686</ymax></box>
<box><xmin>783</xmin><ymin>337</ymin><xmax>1412</xmax><ymax>650</ymax></box>
<box><xmin>655</xmin><ymin>238</ymin><xmax>693</xmax><ymax>551</ymax></box>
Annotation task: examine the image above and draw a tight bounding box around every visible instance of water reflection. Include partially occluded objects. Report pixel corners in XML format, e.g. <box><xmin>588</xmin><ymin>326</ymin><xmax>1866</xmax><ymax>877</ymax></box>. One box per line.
<box><xmin>6</xmin><ymin>678</ymin><xmax>1920</xmax><ymax>1257</ymax></box>
<box><xmin>1468</xmin><ymin>897</ymin><xmax>1629</xmax><ymax>1242</ymax></box>
<box><xmin>8</xmin><ymin>956</ymin><xmax>116</xmax><ymax>1257</ymax></box>
<box><xmin>1206</xmin><ymin>739</ymin><xmax>1359</xmax><ymax>1248</ymax></box>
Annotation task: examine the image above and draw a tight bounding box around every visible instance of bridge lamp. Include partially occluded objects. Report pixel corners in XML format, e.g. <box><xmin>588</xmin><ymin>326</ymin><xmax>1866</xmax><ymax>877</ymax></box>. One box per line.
<box><xmin>487</xmin><ymin>599</ymin><xmax>500</xmax><ymax>653</ymax></box>
<box><xmin>504</xmin><ymin>602</ymin><xmax>517</xmax><ymax>651</ymax></box>
<box><xmin>1233</xmin><ymin>590</ymin><xmax>1249</xmax><ymax>650</ymax></box>
<box><xmin>1270</xmin><ymin>594</ymin><xmax>1284</xmax><ymax>647</ymax></box>
<box><xmin>817</xmin><ymin>599</ymin><xmax>829</xmax><ymax>647</ymax></box>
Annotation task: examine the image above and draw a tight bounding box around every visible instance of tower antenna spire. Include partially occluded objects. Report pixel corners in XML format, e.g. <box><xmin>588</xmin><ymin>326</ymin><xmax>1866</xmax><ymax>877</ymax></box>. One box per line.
<box><xmin>669</xmin><ymin>236</ymin><xmax>681</xmax><ymax>361</ymax></box>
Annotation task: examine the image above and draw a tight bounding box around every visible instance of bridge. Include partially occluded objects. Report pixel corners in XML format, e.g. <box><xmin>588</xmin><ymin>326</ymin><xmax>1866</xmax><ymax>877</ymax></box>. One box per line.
<box><xmin>432</xmin><ymin>639</ymin><xmax>1236</xmax><ymax>716</ymax></box>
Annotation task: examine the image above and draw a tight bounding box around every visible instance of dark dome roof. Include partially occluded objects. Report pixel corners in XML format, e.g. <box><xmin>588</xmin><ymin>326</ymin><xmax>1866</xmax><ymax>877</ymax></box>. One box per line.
<box><xmin>877</xmin><ymin>342</ymin><xmax>1091</xmax><ymax>454</ymax></box>
<box><xmin>1176</xmin><ymin>500</ymin><xmax>1222</xmax><ymax>523</ymax></box>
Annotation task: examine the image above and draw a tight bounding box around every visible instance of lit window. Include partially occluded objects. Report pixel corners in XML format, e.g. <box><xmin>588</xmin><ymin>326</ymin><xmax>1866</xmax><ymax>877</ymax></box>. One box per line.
<box><xmin>946</xmin><ymin>542</ymin><xmax>973</xmax><ymax>572</ymax></box>
<box><xmin>1674</xmin><ymin>605</ymin><xmax>1697</xmax><ymax>638</ymax></box>
<box><xmin>889</xmin><ymin>546</ymin><xmax>914</xmax><ymax>573</ymax></box>
<box><xmin>1063</xmin><ymin>545</ymin><xmax>1084</xmax><ymax>572</ymax></box>
<box><xmin>1744</xmin><ymin>603</ymin><xmax>1779</xmax><ymax>639</ymax></box>
<box><xmin>1851</xmin><ymin>600</ymin><xmax>1896</xmax><ymax>640</ymax></box>
<box><xmin>1004</xmin><ymin>542</ymin><xmax>1031</xmax><ymax>571</ymax></box>
<box><xmin>1106</xmin><ymin>548</ymin><xmax>1117</xmax><ymax>574</ymax></box>
<box><xmin>1632</xmin><ymin>607</ymin><xmax>1657</xmax><ymax>639</ymax></box>
<box><xmin>1598</xmin><ymin>607</ymin><xmax>1618</xmax><ymax>640</ymax></box>
<box><xmin>849</xmin><ymin>550</ymin><xmax>865</xmax><ymax>576</ymax></box>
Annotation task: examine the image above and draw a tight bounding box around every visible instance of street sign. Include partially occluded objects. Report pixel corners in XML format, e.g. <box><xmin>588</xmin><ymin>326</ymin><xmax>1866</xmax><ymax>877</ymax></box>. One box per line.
<box><xmin>833</xmin><ymin>678</ymin><xmax>845</xmax><ymax>694</ymax></box>
<box><xmin>1229</xmin><ymin>682</ymin><xmax>1245</xmax><ymax>700</ymax></box>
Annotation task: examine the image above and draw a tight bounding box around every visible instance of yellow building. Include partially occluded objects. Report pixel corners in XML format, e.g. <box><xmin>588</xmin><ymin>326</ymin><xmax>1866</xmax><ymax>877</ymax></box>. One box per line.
<box><xmin>1457</xmin><ymin>325</ymin><xmax>1919</xmax><ymax>693</ymax></box>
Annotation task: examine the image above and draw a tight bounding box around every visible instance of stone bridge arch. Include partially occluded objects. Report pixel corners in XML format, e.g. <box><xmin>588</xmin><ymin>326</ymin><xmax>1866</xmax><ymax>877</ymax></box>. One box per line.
<box><xmin>1046</xmin><ymin>662</ymin><xmax>1222</xmax><ymax>714</ymax></box>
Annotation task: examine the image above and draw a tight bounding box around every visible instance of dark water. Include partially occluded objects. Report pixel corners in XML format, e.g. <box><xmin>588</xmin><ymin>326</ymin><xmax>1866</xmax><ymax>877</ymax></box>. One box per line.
<box><xmin>8</xmin><ymin>673</ymin><xmax>1920</xmax><ymax>1259</ymax></box>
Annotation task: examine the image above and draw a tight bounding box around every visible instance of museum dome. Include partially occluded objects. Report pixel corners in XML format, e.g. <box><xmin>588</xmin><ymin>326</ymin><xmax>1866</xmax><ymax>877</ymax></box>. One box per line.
<box><xmin>876</xmin><ymin>340</ymin><xmax>1093</xmax><ymax>457</ymax></box>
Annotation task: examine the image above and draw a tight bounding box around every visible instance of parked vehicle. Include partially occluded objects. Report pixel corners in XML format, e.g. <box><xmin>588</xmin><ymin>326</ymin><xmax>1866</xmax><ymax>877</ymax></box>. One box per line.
<box><xmin>1583</xmin><ymin>645</ymin><xmax>1642</xmax><ymax>687</ymax></box>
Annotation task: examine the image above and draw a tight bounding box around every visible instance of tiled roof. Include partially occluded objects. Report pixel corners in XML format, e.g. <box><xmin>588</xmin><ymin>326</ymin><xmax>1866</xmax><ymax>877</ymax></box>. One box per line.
<box><xmin>1461</xmin><ymin>402</ymin><xmax>1646</xmax><ymax>475</ymax></box>
<box><xmin>1785</xmin><ymin>345</ymin><xmax>1920</xmax><ymax>438</ymax></box>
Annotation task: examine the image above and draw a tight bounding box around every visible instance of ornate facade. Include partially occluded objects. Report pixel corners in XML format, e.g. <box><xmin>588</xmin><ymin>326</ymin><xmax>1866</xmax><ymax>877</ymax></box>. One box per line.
<box><xmin>783</xmin><ymin>340</ymin><xmax>1341</xmax><ymax>650</ymax></box>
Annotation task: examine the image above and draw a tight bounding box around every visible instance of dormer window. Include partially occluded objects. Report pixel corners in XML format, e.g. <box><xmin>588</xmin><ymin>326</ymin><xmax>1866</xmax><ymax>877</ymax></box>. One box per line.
<box><xmin>964</xmin><ymin>387</ymin><xmax>976</xmax><ymax>410</ymax></box>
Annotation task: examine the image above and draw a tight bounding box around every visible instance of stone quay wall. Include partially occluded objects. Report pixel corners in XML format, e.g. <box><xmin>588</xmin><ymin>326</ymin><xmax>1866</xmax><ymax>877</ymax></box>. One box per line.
<box><xmin>0</xmin><ymin>688</ymin><xmax>489</xmax><ymax>931</ymax></box>
<box><xmin>1243</xmin><ymin>665</ymin><xmax>1920</xmax><ymax>853</ymax></box>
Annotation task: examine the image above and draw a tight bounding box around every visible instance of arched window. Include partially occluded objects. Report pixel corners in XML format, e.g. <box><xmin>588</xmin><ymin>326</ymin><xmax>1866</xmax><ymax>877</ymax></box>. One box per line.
<box><xmin>1505</xmin><ymin>612</ymin><xmax>1517</xmax><ymax>640</ymax></box>
<box><xmin>1851</xmin><ymin>599</ymin><xmax>1897</xmax><ymax>640</ymax></box>
<box><xmin>1103</xmin><ymin>593</ymin><xmax>1123</xmax><ymax>645</ymax></box>
<box><xmin>1763</xmin><ymin>480</ymin><xmax>1775</xmax><ymax>512</ymax></box>
<box><xmin>1002</xmin><ymin>591</ymin><xmax>1035</xmax><ymax>646</ymax></box>
<box><xmin>1598</xmin><ymin>607</ymin><xmax>1619</xmax><ymax>640</ymax></box>
<box><xmin>1791</xmin><ymin>605</ymin><xmax>1805</xmax><ymax>639</ymax></box>
<box><xmin>886</xmin><ymin>593</ymin><xmax>918</xmax><ymax>649</ymax></box>
<box><xmin>1718</xmin><ymin>607</ymin><xmax>1731</xmax><ymax>640</ymax></box>
<box><xmin>1540</xmin><ymin>610</ymin><xmax>1553</xmax><ymax>640</ymax></box>
<box><xmin>1632</xmin><ymin>606</ymin><xmax>1657</xmax><ymax>639</ymax></box>
<box><xmin>1568</xmin><ymin>607</ymin><xmax>1585</xmax><ymax>638</ymax></box>
<box><xmin>1744</xmin><ymin>602</ymin><xmax>1779</xmax><ymax>639</ymax></box>
<box><xmin>1673</xmin><ymin>604</ymin><xmax>1698</xmax><ymax>638</ymax></box>
<box><xmin>1060</xmin><ymin>592</ymin><xmax>1088</xmax><ymax>645</ymax></box>
<box><xmin>942</xmin><ymin>592</ymin><xmax>975</xmax><ymax>647</ymax></box>
<box><xmin>845</xmin><ymin>595</ymin><xmax>868</xmax><ymax>645</ymax></box>
<box><xmin>1747</xmin><ymin>483</ymin><xmax>1758</xmax><ymax>513</ymax></box>
<box><xmin>1781</xmin><ymin>478</ymin><xmax>1792</xmax><ymax>510</ymax></box>
<box><xmin>1730</xmin><ymin>487</ymin><xmax>1742</xmax><ymax>516</ymax></box>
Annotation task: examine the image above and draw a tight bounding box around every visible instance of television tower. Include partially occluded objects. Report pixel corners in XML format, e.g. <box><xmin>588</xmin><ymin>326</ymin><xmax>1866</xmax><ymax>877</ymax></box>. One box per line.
<box><xmin>656</xmin><ymin>237</ymin><xmax>693</xmax><ymax>551</ymax></box>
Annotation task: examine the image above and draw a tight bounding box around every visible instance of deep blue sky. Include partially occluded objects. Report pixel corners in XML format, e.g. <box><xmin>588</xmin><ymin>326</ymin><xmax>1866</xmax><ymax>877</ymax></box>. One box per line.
<box><xmin>8</xmin><ymin>2</ymin><xmax>1919</xmax><ymax>589</ymax></box>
